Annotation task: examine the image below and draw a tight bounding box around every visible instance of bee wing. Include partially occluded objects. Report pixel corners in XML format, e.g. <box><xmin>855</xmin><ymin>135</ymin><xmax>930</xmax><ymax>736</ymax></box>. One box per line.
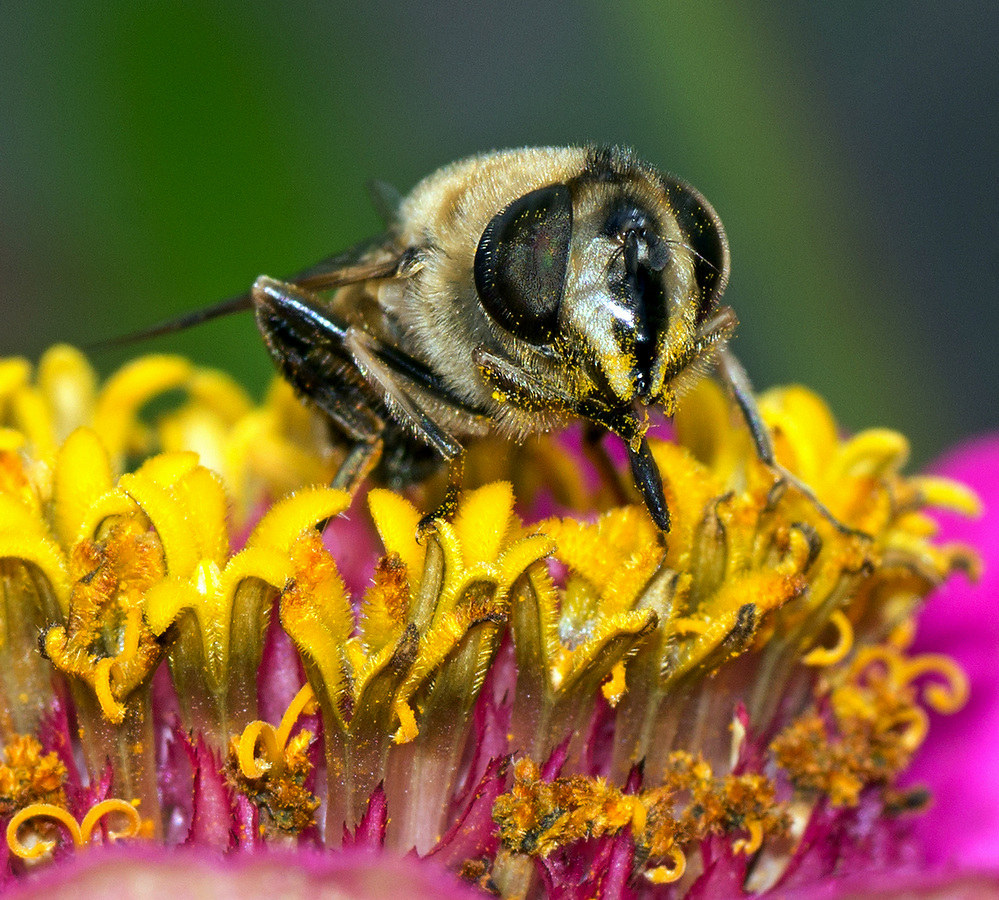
<box><xmin>290</xmin><ymin>235</ymin><xmax>419</xmax><ymax>293</ymax></box>
<box><xmin>89</xmin><ymin>236</ymin><xmax>413</xmax><ymax>351</ymax></box>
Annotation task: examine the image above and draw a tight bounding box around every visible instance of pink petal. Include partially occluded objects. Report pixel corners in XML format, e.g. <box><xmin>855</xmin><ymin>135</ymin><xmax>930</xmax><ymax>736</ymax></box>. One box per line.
<box><xmin>907</xmin><ymin>435</ymin><xmax>999</xmax><ymax>869</ymax></box>
<box><xmin>182</xmin><ymin>734</ymin><xmax>236</xmax><ymax>850</ymax></box>
<box><xmin>4</xmin><ymin>845</ymin><xmax>486</xmax><ymax>899</ymax></box>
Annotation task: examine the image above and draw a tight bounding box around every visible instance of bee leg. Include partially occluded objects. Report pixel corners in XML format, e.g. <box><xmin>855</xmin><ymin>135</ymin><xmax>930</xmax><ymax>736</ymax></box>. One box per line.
<box><xmin>713</xmin><ymin>345</ymin><xmax>775</xmax><ymax>465</ymax></box>
<box><xmin>472</xmin><ymin>346</ymin><xmax>576</xmax><ymax>411</ymax></box>
<box><xmin>253</xmin><ymin>276</ymin><xmax>468</xmax><ymax>458</ymax></box>
<box><xmin>331</xmin><ymin>439</ymin><xmax>384</xmax><ymax>492</ymax></box>
<box><xmin>714</xmin><ymin>346</ymin><xmax>870</xmax><ymax>539</ymax></box>
<box><xmin>417</xmin><ymin>454</ymin><xmax>465</xmax><ymax>534</ymax></box>
<box><xmin>345</xmin><ymin>328</ymin><xmax>464</xmax><ymax>460</ymax></box>
<box><xmin>309</xmin><ymin>439</ymin><xmax>385</xmax><ymax>535</ymax></box>
<box><xmin>253</xmin><ymin>277</ymin><xmax>387</xmax><ymax>444</ymax></box>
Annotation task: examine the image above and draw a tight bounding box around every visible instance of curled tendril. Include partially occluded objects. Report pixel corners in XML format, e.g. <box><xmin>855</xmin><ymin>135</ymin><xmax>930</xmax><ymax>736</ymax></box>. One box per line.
<box><xmin>732</xmin><ymin>819</ymin><xmax>764</xmax><ymax>855</ymax></box>
<box><xmin>851</xmin><ymin>645</ymin><xmax>969</xmax><ymax>715</ymax></box>
<box><xmin>645</xmin><ymin>846</ymin><xmax>686</xmax><ymax>884</ymax></box>
<box><xmin>900</xmin><ymin>654</ymin><xmax>969</xmax><ymax>714</ymax></box>
<box><xmin>802</xmin><ymin>610</ymin><xmax>854</xmax><ymax>667</ymax></box>
<box><xmin>6</xmin><ymin>798</ymin><xmax>142</xmax><ymax>860</ymax></box>
<box><xmin>94</xmin><ymin>657</ymin><xmax>126</xmax><ymax>724</ymax></box>
<box><xmin>236</xmin><ymin>683</ymin><xmax>316</xmax><ymax>778</ymax></box>
<box><xmin>887</xmin><ymin>706</ymin><xmax>930</xmax><ymax>752</ymax></box>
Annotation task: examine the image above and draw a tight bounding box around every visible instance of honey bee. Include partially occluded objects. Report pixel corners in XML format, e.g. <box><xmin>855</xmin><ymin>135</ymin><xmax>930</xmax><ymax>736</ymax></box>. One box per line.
<box><xmin>123</xmin><ymin>146</ymin><xmax>789</xmax><ymax>531</ymax></box>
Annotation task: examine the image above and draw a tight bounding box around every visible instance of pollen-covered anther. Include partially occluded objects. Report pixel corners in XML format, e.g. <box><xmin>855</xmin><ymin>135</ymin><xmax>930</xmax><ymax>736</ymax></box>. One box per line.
<box><xmin>228</xmin><ymin>683</ymin><xmax>320</xmax><ymax>837</ymax></box>
<box><xmin>43</xmin><ymin>518</ymin><xmax>166</xmax><ymax>723</ymax></box>
<box><xmin>0</xmin><ymin>736</ymin><xmax>68</xmax><ymax>815</ymax></box>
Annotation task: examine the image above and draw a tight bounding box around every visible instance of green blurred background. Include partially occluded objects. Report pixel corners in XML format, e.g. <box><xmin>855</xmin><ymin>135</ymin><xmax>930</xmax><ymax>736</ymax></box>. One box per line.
<box><xmin>3</xmin><ymin>3</ymin><xmax>996</xmax><ymax>465</ymax></box>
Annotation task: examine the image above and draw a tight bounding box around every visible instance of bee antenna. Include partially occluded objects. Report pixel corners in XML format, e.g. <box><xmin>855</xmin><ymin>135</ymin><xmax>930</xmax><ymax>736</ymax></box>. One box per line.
<box><xmin>85</xmin><ymin>292</ymin><xmax>253</xmax><ymax>352</ymax></box>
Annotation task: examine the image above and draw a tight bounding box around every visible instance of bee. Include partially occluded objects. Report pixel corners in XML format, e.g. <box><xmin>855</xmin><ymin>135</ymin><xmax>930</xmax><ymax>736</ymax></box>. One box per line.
<box><xmin>119</xmin><ymin>146</ymin><xmax>791</xmax><ymax>531</ymax></box>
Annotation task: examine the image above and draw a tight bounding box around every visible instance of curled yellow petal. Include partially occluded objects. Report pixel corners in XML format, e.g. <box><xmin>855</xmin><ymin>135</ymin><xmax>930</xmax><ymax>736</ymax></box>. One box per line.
<box><xmin>454</xmin><ymin>481</ymin><xmax>514</xmax><ymax>567</ymax></box>
<box><xmin>909</xmin><ymin>475</ymin><xmax>982</xmax><ymax>517</ymax></box>
<box><xmin>368</xmin><ymin>488</ymin><xmax>424</xmax><ymax>580</ymax></box>
<box><xmin>37</xmin><ymin>345</ymin><xmax>97</xmax><ymax>440</ymax></box>
<box><xmin>835</xmin><ymin>429</ymin><xmax>910</xmax><ymax>479</ymax></box>
<box><xmin>92</xmin><ymin>355</ymin><xmax>193</xmax><ymax>461</ymax></box>
<box><xmin>53</xmin><ymin>427</ymin><xmax>114</xmax><ymax>549</ymax></box>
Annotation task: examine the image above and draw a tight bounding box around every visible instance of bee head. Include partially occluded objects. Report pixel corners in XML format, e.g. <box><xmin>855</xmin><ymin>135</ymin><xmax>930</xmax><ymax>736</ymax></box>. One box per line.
<box><xmin>473</xmin><ymin>157</ymin><xmax>729</xmax><ymax>414</ymax></box>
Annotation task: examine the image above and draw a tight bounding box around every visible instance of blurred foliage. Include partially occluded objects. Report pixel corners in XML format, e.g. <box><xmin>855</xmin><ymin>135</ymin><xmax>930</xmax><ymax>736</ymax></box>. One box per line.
<box><xmin>2</xmin><ymin>2</ymin><xmax>996</xmax><ymax>464</ymax></box>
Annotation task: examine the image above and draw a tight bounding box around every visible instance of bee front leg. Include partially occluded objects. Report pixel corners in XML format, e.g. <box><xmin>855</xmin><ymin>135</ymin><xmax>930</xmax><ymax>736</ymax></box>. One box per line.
<box><xmin>331</xmin><ymin>439</ymin><xmax>384</xmax><ymax>492</ymax></box>
<box><xmin>714</xmin><ymin>345</ymin><xmax>869</xmax><ymax>539</ymax></box>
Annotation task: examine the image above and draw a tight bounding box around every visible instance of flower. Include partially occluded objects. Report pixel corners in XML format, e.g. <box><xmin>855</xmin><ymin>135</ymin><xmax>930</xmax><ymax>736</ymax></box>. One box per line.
<box><xmin>0</xmin><ymin>344</ymin><xmax>989</xmax><ymax>896</ymax></box>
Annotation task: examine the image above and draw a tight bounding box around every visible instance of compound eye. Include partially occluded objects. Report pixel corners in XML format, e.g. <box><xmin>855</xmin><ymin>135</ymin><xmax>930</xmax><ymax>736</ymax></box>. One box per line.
<box><xmin>474</xmin><ymin>183</ymin><xmax>573</xmax><ymax>344</ymax></box>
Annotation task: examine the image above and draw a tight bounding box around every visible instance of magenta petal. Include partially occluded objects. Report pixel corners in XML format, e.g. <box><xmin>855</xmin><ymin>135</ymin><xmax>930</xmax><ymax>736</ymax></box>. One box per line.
<box><xmin>343</xmin><ymin>783</ymin><xmax>388</xmax><ymax>848</ymax></box>
<box><xmin>907</xmin><ymin>435</ymin><xmax>999</xmax><ymax>869</ymax></box>
<box><xmin>257</xmin><ymin>616</ymin><xmax>307</xmax><ymax>725</ymax></box>
<box><xmin>183</xmin><ymin>734</ymin><xmax>236</xmax><ymax>849</ymax></box>
<box><xmin>4</xmin><ymin>845</ymin><xmax>487</xmax><ymax>899</ymax></box>
<box><xmin>431</xmin><ymin>756</ymin><xmax>510</xmax><ymax>867</ymax></box>
<box><xmin>232</xmin><ymin>794</ymin><xmax>261</xmax><ymax>851</ymax></box>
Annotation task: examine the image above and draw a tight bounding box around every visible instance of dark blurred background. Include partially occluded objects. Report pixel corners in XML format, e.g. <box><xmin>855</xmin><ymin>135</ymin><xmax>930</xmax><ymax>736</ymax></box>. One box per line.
<box><xmin>2</xmin><ymin>2</ymin><xmax>996</xmax><ymax>465</ymax></box>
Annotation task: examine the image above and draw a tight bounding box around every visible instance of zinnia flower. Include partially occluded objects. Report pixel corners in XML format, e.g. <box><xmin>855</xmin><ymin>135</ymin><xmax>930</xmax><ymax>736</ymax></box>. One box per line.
<box><xmin>0</xmin><ymin>344</ymin><xmax>991</xmax><ymax>897</ymax></box>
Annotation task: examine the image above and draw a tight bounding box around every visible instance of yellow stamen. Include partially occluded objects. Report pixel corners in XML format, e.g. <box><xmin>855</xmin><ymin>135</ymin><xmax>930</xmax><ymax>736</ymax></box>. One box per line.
<box><xmin>732</xmin><ymin>819</ymin><xmax>764</xmax><ymax>855</ymax></box>
<box><xmin>237</xmin><ymin>721</ymin><xmax>281</xmax><ymax>778</ymax></box>
<box><xmin>645</xmin><ymin>847</ymin><xmax>686</xmax><ymax>884</ymax></box>
<box><xmin>627</xmin><ymin>795</ymin><xmax>647</xmax><ymax>835</ymax></box>
<box><xmin>601</xmin><ymin>661</ymin><xmax>628</xmax><ymax>706</ymax></box>
<box><xmin>802</xmin><ymin>610</ymin><xmax>854</xmax><ymax>667</ymax></box>
<box><xmin>392</xmin><ymin>700</ymin><xmax>419</xmax><ymax>744</ymax></box>
<box><xmin>888</xmin><ymin>618</ymin><xmax>917</xmax><ymax>650</ymax></box>
<box><xmin>275</xmin><ymin>684</ymin><xmax>317</xmax><ymax>749</ymax></box>
<box><xmin>889</xmin><ymin>706</ymin><xmax>930</xmax><ymax>752</ymax></box>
